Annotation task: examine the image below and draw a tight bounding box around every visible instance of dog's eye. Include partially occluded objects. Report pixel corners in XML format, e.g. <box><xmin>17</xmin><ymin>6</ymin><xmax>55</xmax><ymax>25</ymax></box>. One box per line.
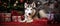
<box><xmin>31</xmin><ymin>9</ymin><xmax>32</xmax><ymax>10</ymax></box>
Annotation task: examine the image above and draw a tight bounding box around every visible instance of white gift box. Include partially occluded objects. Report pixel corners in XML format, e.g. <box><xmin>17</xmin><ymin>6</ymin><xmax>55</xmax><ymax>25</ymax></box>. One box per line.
<box><xmin>4</xmin><ymin>13</ymin><xmax>11</xmax><ymax>22</ymax></box>
<box><xmin>12</xmin><ymin>16</ymin><xmax>18</xmax><ymax>22</ymax></box>
<box><xmin>0</xmin><ymin>13</ymin><xmax>11</xmax><ymax>22</ymax></box>
<box><xmin>12</xmin><ymin>16</ymin><xmax>24</xmax><ymax>22</ymax></box>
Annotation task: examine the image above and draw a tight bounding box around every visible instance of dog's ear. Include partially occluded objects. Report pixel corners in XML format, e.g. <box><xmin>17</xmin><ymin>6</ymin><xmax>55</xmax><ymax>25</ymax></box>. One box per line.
<box><xmin>31</xmin><ymin>2</ymin><xmax>36</xmax><ymax>8</ymax></box>
<box><xmin>24</xmin><ymin>3</ymin><xmax>28</xmax><ymax>8</ymax></box>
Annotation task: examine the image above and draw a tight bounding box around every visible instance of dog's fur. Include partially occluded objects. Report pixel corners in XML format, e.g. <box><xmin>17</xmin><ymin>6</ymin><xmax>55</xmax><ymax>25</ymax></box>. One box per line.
<box><xmin>23</xmin><ymin>2</ymin><xmax>36</xmax><ymax>23</ymax></box>
<box><xmin>24</xmin><ymin>2</ymin><xmax>48</xmax><ymax>23</ymax></box>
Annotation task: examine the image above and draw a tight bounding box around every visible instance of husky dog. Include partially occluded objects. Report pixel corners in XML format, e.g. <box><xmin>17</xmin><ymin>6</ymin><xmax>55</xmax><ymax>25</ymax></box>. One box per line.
<box><xmin>23</xmin><ymin>2</ymin><xmax>36</xmax><ymax>23</ymax></box>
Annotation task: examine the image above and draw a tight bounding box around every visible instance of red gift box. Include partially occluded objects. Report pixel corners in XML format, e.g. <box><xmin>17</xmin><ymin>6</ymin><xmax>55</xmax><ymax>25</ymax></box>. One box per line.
<box><xmin>12</xmin><ymin>15</ymin><xmax>24</xmax><ymax>22</ymax></box>
<box><xmin>11</xmin><ymin>10</ymin><xmax>18</xmax><ymax>16</ymax></box>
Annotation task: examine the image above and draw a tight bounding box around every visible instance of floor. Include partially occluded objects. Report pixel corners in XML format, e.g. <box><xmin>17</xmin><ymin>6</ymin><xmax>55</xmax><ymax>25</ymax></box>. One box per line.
<box><xmin>0</xmin><ymin>19</ymin><xmax>60</xmax><ymax>26</ymax></box>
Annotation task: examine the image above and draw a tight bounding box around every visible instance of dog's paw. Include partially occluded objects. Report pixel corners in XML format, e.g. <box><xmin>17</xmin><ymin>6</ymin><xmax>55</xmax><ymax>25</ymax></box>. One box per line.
<box><xmin>26</xmin><ymin>19</ymin><xmax>33</xmax><ymax>23</ymax></box>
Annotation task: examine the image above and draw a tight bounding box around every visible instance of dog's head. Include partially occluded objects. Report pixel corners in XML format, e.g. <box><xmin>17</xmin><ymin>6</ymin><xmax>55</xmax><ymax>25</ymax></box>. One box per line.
<box><xmin>25</xmin><ymin>2</ymin><xmax>36</xmax><ymax>17</ymax></box>
<box><xmin>25</xmin><ymin>5</ymin><xmax>33</xmax><ymax>16</ymax></box>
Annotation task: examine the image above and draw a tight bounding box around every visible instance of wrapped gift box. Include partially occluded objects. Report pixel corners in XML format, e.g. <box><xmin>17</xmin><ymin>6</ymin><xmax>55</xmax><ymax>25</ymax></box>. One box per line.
<box><xmin>0</xmin><ymin>13</ymin><xmax>11</xmax><ymax>22</ymax></box>
<box><xmin>4</xmin><ymin>13</ymin><xmax>11</xmax><ymax>22</ymax></box>
<box><xmin>12</xmin><ymin>15</ymin><xmax>24</xmax><ymax>22</ymax></box>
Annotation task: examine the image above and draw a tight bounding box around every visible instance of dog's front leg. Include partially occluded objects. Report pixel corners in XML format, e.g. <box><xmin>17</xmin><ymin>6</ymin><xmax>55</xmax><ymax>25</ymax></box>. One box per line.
<box><xmin>20</xmin><ymin>14</ymin><xmax>28</xmax><ymax>22</ymax></box>
<box><xmin>26</xmin><ymin>15</ymin><xmax>33</xmax><ymax>23</ymax></box>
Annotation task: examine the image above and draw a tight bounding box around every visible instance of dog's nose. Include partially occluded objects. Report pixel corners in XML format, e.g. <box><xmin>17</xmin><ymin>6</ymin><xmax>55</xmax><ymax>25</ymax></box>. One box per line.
<box><xmin>29</xmin><ymin>13</ymin><xmax>31</xmax><ymax>15</ymax></box>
